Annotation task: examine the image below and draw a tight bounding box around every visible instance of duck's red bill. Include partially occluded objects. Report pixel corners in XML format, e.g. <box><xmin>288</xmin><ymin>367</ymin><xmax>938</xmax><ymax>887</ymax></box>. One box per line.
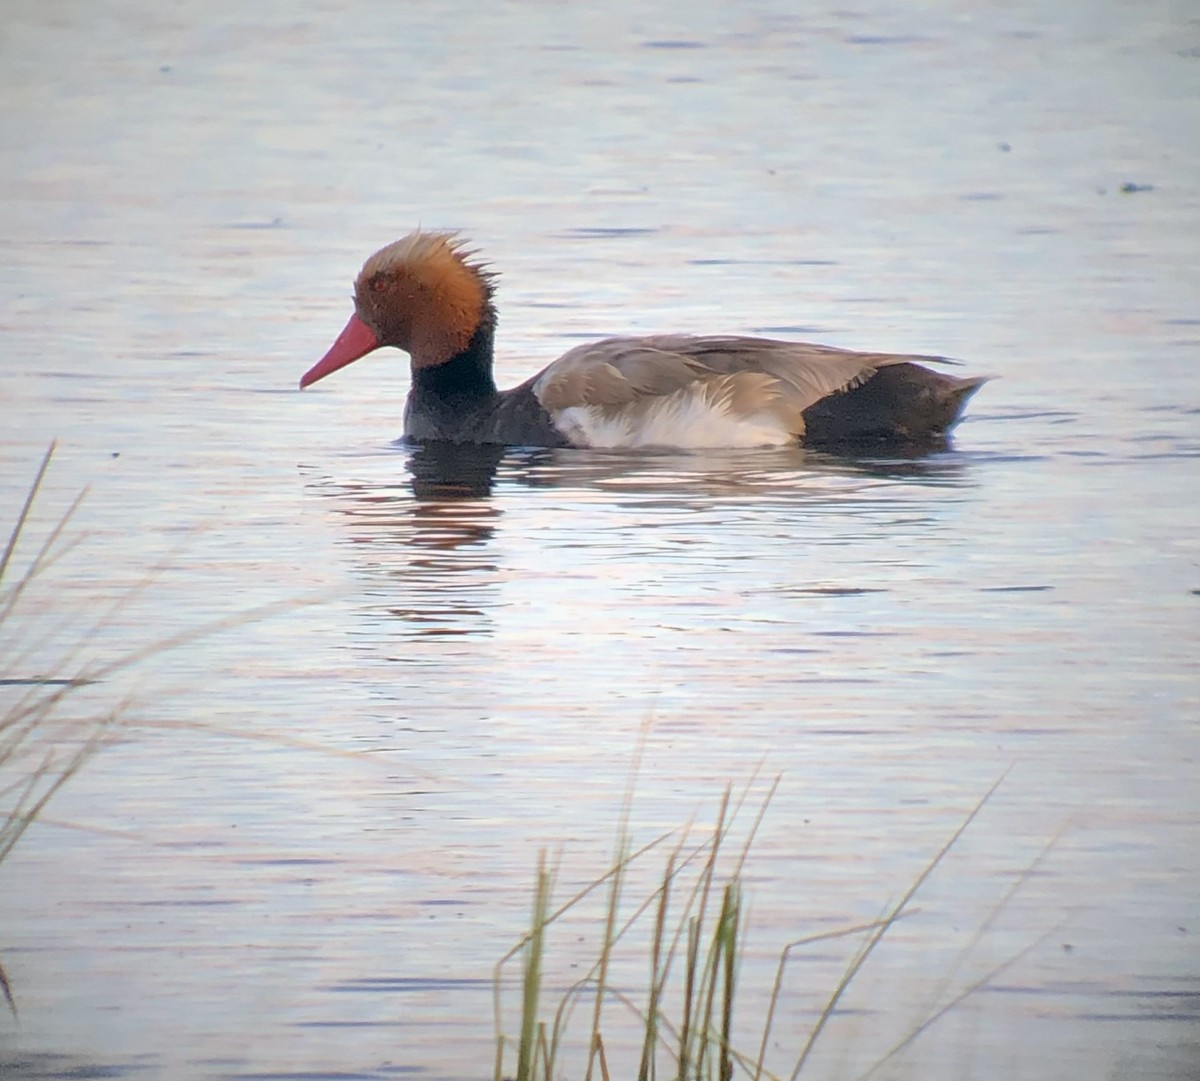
<box><xmin>300</xmin><ymin>313</ymin><xmax>380</xmax><ymax>388</ymax></box>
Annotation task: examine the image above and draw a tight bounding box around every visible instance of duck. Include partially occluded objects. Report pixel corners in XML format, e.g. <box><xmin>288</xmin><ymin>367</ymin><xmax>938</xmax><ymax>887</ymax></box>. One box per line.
<box><xmin>300</xmin><ymin>230</ymin><xmax>986</xmax><ymax>449</ymax></box>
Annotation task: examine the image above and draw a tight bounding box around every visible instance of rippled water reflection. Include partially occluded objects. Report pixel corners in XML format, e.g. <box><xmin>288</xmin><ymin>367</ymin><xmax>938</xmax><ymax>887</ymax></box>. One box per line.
<box><xmin>2</xmin><ymin>0</ymin><xmax>1198</xmax><ymax>1079</ymax></box>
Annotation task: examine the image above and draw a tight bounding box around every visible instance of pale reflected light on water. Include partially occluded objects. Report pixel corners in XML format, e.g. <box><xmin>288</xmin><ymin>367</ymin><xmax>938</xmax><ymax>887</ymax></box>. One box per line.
<box><xmin>1</xmin><ymin>0</ymin><xmax>1198</xmax><ymax>1078</ymax></box>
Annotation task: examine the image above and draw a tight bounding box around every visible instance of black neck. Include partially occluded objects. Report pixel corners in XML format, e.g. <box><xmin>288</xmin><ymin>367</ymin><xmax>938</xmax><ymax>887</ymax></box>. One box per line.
<box><xmin>410</xmin><ymin>317</ymin><xmax>498</xmax><ymax>404</ymax></box>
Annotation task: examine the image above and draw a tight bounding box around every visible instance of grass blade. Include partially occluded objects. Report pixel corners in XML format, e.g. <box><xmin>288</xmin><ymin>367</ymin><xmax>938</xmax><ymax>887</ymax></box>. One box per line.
<box><xmin>788</xmin><ymin>773</ymin><xmax>1009</xmax><ymax>1081</ymax></box>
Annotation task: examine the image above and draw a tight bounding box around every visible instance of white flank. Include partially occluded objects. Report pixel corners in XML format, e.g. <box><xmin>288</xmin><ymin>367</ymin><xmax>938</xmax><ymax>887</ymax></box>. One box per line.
<box><xmin>550</xmin><ymin>388</ymin><xmax>796</xmax><ymax>449</ymax></box>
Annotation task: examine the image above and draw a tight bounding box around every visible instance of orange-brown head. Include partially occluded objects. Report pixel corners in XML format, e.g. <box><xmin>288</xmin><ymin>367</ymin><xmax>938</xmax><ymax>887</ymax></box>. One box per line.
<box><xmin>300</xmin><ymin>231</ymin><xmax>496</xmax><ymax>389</ymax></box>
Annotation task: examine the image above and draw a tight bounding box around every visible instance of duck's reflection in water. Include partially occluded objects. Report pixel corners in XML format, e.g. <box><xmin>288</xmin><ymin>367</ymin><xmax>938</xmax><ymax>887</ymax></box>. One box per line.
<box><xmin>406</xmin><ymin>439</ymin><xmax>976</xmax><ymax>500</ymax></box>
<box><xmin>307</xmin><ymin>440</ymin><xmax>976</xmax><ymax>641</ymax></box>
<box><xmin>404</xmin><ymin>440</ymin><xmax>511</xmax><ymax>500</ymax></box>
<box><xmin>309</xmin><ymin>444</ymin><xmax>521</xmax><ymax>640</ymax></box>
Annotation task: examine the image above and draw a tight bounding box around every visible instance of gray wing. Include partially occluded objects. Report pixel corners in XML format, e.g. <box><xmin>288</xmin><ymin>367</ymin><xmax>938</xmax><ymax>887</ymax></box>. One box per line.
<box><xmin>532</xmin><ymin>334</ymin><xmax>944</xmax><ymax>431</ymax></box>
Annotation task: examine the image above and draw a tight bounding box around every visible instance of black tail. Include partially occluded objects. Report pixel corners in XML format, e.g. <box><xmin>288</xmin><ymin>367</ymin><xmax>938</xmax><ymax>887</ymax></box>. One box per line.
<box><xmin>801</xmin><ymin>363</ymin><xmax>987</xmax><ymax>448</ymax></box>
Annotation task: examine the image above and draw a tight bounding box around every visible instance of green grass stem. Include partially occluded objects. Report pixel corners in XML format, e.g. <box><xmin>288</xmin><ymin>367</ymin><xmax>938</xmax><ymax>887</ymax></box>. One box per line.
<box><xmin>494</xmin><ymin>764</ymin><xmax>1059</xmax><ymax>1081</ymax></box>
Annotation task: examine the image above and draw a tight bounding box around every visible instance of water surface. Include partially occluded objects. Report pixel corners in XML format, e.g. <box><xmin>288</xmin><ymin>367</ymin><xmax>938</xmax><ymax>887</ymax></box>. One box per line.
<box><xmin>1</xmin><ymin>1</ymin><xmax>1197</xmax><ymax>1079</ymax></box>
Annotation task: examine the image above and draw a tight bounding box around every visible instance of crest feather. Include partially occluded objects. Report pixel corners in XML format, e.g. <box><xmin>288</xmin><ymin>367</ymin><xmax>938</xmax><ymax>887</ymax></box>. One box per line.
<box><xmin>357</xmin><ymin>230</ymin><xmax>497</xmax><ymax>295</ymax></box>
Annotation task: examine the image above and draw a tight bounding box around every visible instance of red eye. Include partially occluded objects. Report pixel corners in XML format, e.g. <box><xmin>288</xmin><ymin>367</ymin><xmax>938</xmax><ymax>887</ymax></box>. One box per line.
<box><xmin>372</xmin><ymin>278</ymin><xmax>387</xmax><ymax>292</ymax></box>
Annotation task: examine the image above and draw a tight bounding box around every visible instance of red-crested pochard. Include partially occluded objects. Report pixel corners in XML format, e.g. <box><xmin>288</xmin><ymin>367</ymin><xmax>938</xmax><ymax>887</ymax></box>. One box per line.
<box><xmin>300</xmin><ymin>231</ymin><xmax>986</xmax><ymax>449</ymax></box>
